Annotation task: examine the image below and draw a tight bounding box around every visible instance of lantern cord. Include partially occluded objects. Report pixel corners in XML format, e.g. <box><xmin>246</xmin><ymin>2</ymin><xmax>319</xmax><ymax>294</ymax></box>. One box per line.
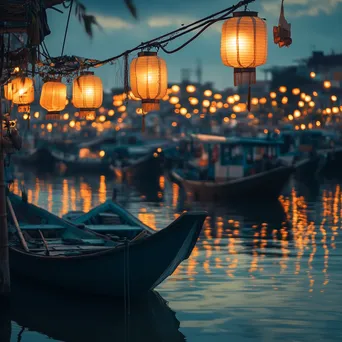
<box><xmin>142</xmin><ymin>114</ymin><xmax>145</xmax><ymax>133</ymax></box>
<box><xmin>247</xmin><ymin>85</ymin><xmax>251</xmax><ymax>112</ymax></box>
<box><xmin>61</xmin><ymin>0</ymin><xmax>74</xmax><ymax>56</ymax></box>
<box><xmin>123</xmin><ymin>53</ymin><xmax>129</xmax><ymax>105</ymax></box>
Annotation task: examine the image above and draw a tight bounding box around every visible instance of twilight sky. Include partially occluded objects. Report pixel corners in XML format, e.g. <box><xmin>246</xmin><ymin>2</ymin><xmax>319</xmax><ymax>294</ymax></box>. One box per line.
<box><xmin>45</xmin><ymin>0</ymin><xmax>342</xmax><ymax>91</ymax></box>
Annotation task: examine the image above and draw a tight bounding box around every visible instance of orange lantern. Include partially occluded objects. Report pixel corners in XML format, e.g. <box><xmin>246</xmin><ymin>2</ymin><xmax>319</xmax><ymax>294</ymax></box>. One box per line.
<box><xmin>40</xmin><ymin>79</ymin><xmax>67</xmax><ymax>120</ymax></box>
<box><xmin>130</xmin><ymin>51</ymin><xmax>168</xmax><ymax>113</ymax></box>
<box><xmin>72</xmin><ymin>71</ymin><xmax>103</xmax><ymax>120</ymax></box>
<box><xmin>4</xmin><ymin>82</ymin><xmax>13</xmax><ymax>100</ymax></box>
<box><xmin>221</xmin><ymin>11</ymin><xmax>268</xmax><ymax>86</ymax></box>
<box><xmin>11</xmin><ymin>77</ymin><xmax>34</xmax><ymax>112</ymax></box>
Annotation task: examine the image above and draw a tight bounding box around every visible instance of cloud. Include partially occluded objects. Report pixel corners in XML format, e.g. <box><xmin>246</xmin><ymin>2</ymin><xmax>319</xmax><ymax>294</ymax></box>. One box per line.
<box><xmin>94</xmin><ymin>14</ymin><xmax>134</xmax><ymax>30</ymax></box>
<box><xmin>146</xmin><ymin>15</ymin><xmax>196</xmax><ymax>28</ymax></box>
<box><xmin>261</xmin><ymin>0</ymin><xmax>342</xmax><ymax>17</ymax></box>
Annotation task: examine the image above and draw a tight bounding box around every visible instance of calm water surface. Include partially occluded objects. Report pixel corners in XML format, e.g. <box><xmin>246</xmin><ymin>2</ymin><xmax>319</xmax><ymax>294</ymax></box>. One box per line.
<box><xmin>3</xmin><ymin>167</ymin><xmax>342</xmax><ymax>342</ymax></box>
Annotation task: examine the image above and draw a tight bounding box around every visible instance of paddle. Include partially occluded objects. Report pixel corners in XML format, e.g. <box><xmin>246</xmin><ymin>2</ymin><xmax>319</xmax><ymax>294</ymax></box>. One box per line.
<box><xmin>6</xmin><ymin>197</ymin><xmax>30</xmax><ymax>253</ymax></box>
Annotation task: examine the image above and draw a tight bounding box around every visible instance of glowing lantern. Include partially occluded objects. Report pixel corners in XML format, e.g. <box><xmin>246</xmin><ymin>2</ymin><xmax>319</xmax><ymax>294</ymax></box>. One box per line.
<box><xmin>186</xmin><ymin>85</ymin><xmax>196</xmax><ymax>93</ymax></box>
<box><xmin>292</xmin><ymin>88</ymin><xmax>300</xmax><ymax>95</ymax></box>
<box><xmin>279</xmin><ymin>86</ymin><xmax>287</xmax><ymax>93</ymax></box>
<box><xmin>221</xmin><ymin>11</ymin><xmax>267</xmax><ymax>88</ymax></box>
<box><xmin>11</xmin><ymin>77</ymin><xmax>34</xmax><ymax>112</ymax></box>
<box><xmin>324</xmin><ymin>81</ymin><xmax>331</xmax><ymax>89</ymax></box>
<box><xmin>204</xmin><ymin>90</ymin><xmax>212</xmax><ymax>97</ymax></box>
<box><xmin>130</xmin><ymin>51</ymin><xmax>167</xmax><ymax>113</ymax></box>
<box><xmin>189</xmin><ymin>97</ymin><xmax>199</xmax><ymax>106</ymax></box>
<box><xmin>4</xmin><ymin>82</ymin><xmax>13</xmax><ymax>100</ymax></box>
<box><xmin>72</xmin><ymin>71</ymin><xmax>103</xmax><ymax>120</ymax></box>
<box><xmin>40</xmin><ymin>79</ymin><xmax>67</xmax><ymax>120</ymax></box>
<box><xmin>169</xmin><ymin>96</ymin><xmax>179</xmax><ymax>105</ymax></box>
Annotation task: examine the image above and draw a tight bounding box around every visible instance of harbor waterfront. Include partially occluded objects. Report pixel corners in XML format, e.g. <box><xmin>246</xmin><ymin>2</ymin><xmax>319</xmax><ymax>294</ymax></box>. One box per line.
<box><xmin>3</xmin><ymin>166</ymin><xmax>342</xmax><ymax>341</ymax></box>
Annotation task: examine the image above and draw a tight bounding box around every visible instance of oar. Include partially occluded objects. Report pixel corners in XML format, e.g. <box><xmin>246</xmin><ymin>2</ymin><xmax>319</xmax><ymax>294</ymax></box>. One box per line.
<box><xmin>6</xmin><ymin>197</ymin><xmax>30</xmax><ymax>253</ymax></box>
<box><xmin>38</xmin><ymin>230</ymin><xmax>50</xmax><ymax>256</ymax></box>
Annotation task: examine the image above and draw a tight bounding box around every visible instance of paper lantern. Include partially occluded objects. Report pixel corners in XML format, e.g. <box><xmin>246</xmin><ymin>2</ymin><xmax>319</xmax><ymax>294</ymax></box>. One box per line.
<box><xmin>130</xmin><ymin>51</ymin><xmax>168</xmax><ymax>113</ymax></box>
<box><xmin>40</xmin><ymin>79</ymin><xmax>67</xmax><ymax>120</ymax></box>
<box><xmin>4</xmin><ymin>82</ymin><xmax>13</xmax><ymax>100</ymax></box>
<box><xmin>72</xmin><ymin>71</ymin><xmax>103</xmax><ymax>120</ymax></box>
<box><xmin>221</xmin><ymin>11</ymin><xmax>268</xmax><ymax>86</ymax></box>
<box><xmin>12</xmin><ymin>77</ymin><xmax>34</xmax><ymax>112</ymax></box>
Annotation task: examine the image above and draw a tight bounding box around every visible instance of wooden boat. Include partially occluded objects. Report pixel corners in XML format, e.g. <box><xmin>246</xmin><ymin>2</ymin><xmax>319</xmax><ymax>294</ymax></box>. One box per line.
<box><xmin>170</xmin><ymin>134</ymin><xmax>294</xmax><ymax>202</ymax></box>
<box><xmin>279</xmin><ymin>129</ymin><xmax>335</xmax><ymax>178</ymax></box>
<box><xmin>9</xmin><ymin>278</ymin><xmax>185</xmax><ymax>342</ymax></box>
<box><xmin>110</xmin><ymin>145</ymin><xmax>165</xmax><ymax>182</ymax></box>
<box><xmin>7</xmin><ymin>192</ymin><xmax>206</xmax><ymax>297</ymax></box>
<box><xmin>63</xmin><ymin>197</ymin><xmax>155</xmax><ymax>239</ymax></box>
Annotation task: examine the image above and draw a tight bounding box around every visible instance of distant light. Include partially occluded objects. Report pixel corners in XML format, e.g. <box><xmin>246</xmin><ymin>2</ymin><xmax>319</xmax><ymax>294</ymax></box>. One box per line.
<box><xmin>233</xmin><ymin>94</ymin><xmax>240</xmax><ymax>101</ymax></box>
<box><xmin>171</xmin><ymin>85</ymin><xmax>180</xmax><ymax>93</ymax></box>
<box><xmin>99</xmin><ymin>150</ymin><xmax>105</xmax><ymax>158</ymax></box>
<box><xmin>204</xmin><ymin>90</ymin><xmax>212</xmax><ymax>97</ymax></box>
<box><xmin>186</xmin><ymin>85</ymin><xmax>196</xmax><ymax>93</ymax></box>
<box><xmin>279</xmin><ymin>86</ymin><xmax>287</xmax><ymax>93</ymax></box>
<box><xmin>300</xmin><ymin>124</ymin><xmax>306</xmax><ymax>130</ymax></box>
<box><xmin>294</xmin><ymin>110</ymin><xmax>301</xmax><ymax>118</ymax></box>
<box><xmin>316</xmin><ymin>121</ymin><xmax>321</xmax><ymax>127</ymax></box>
<box><xmin>292</xmin><ymin>88</ymin><xmax>300</xmax><ymax>95</ymax></box>
<box><xmin>324</xmin><ymin>81</ymin><xmax>331</xmax><ymax>89</ymax></box>
<box><xmin>331</xmin><ymin>95</ymin><xmax>337</xmax><ymax>102</ymax></box>
<box><xmin>310</xmin><ymin>72</ymin><xmax>316</xmax><ymax>78</ymax></box>
<box><xmin>288</xmin><ymin>114</ymin><xmax>294</xmax><ymax>121</ymax></box>
<box><xmin>270</xmin><ymin>92</ymin><xmax>277</xmax><ymax>99</ymax></box>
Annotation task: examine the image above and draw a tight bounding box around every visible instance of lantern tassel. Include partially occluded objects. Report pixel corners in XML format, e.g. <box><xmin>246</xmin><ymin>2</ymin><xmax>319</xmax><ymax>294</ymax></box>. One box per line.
<box><xmin>142</xmin><ymin>113</ymin><xmax>145</xmax><ymax>133</ymax></box>
<box><xmin>247</xmin><ymin>84</ymin><xmax>251</xmax><ymax>112</ymax></box>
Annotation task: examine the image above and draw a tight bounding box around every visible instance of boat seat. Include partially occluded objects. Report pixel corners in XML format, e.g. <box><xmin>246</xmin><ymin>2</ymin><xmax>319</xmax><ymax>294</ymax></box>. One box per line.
<box><xmin>20</xmin><ymin>224</ymin><xmax>66</xmax><ymax>230</ymax></box>
<box><xmin>85</xmin><ymin>224</ymin><xmax>142</xmax><ymax>232</ymax></box>
<box><xmin>98</xmin><ymin>213</ymin><xmax>122</xmax><ymax>225</ymax></box>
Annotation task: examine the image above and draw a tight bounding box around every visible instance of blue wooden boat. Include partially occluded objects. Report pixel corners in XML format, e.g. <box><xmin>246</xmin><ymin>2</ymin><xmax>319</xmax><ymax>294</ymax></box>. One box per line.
<box><xmin>9</xmin><ymin>278</ymin><xmax>185</xmax><ymax>342</ymax></box>
<box><xmin>279</xmin><ymin>129</ymin><xmax>328</xmax><ymax>178</ymax></box>
<box><xmin>7</xmin><ymin>192</ymin><xmax>206</xmax><ymax>297</ymax></box>
<box><xmin>171</xmin><ymin>134</ymin><xmax>294</xmax><ymax>202</ymax></box>
<box><xmin>62</xmin><ymin>198</ymin><xmax>155</xmax><ymax>239</ymax></box>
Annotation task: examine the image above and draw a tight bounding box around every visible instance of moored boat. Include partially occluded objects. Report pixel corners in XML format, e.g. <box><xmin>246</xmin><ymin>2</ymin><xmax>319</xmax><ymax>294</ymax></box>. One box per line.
<box><xmin>170</xmin><ymin>134</ymin><xmax>293</xmax><ymax>202</ymax></box>
<box><xmin>7</xmin><ymin>192</ymin><xmax>207</xmax><ymax>297</ymax></box>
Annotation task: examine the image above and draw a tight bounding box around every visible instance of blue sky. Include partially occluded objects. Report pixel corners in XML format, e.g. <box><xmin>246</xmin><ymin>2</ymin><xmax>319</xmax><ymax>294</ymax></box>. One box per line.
<box><xmin>45</xmin><ymin>0</ymin><xmax>342</xmax><ymax>91</ymax></box>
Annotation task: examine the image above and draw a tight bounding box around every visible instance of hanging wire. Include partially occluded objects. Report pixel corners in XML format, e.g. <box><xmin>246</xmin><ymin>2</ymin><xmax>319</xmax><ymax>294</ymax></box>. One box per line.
<box><xmin>61</xmin><ymin>0</ymin><xmax>74</xmax><ymax>56</ymax></box>
<box><xmin>37</xmin><ymin>0</ymin><xmax>254</xmax><ymax>74</ymax></box>
<box><xmin>88</xmin><ymin>0</ymin><xmax>255</xmax><ymax>68</ymax></box>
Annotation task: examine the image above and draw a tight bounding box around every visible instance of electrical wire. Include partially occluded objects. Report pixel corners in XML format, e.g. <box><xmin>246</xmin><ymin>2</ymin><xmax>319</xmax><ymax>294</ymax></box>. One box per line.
<box><xmin>38</xmin><ymin>0</ymin><xmax>254</xmax><ymax>73</ymax></box>
<box><xmin>87</xmin><ymin>0</ymin><xmax>255</xmax><ymax>68</ymax></box>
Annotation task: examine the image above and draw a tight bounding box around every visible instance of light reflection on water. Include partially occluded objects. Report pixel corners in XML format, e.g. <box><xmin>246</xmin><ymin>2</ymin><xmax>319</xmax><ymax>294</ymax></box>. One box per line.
<box><xmin>5</xmin><ymin>169</ymin><xmax>342</xmax><ymax>341</ymax></box>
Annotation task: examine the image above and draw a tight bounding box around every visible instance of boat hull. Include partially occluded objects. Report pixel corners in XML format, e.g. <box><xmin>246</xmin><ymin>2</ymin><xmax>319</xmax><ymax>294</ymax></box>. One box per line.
<box><xmin>171</xmin><ymin>166</ymin><xmax>293</xmax><ymax>202</ymax></box>
<box><xmin>9</xmin><ymin>212</ymin><xmax>206</xmax><ymax>297</ymax></box>
<box><xmin>112</xmin><ymin>153</ymin><xmax>163</xmax><ymax>183</ymax></box>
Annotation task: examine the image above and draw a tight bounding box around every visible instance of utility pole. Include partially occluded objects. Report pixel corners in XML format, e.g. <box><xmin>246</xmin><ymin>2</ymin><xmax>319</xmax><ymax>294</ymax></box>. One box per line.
<box><xmin>0</xmin><ymin>88</ymin><xmax>11</xmax><ymax>299</ymax></box>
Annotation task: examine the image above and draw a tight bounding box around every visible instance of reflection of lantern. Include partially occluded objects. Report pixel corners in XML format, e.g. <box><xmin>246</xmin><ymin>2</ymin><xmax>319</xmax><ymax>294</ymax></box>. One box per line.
<box><xmin>40</xmin><ymin>79</ymin><xmax>67</xmax><ymax>120</ymax></box>
<box><xmin>12</xmin><ymin>77</ymin><xmax>34</xmax><ymax>112</ymax></box>
<box><xmin>130</xmin><ymin>51</ymin><xmax>168</xmax><ymax>113</ymax></box>
<box><xmin>72</xmin><ymin>71</ymin><xmax>103</xmax><ymax>120</ymax></box>
<box><xmin>221</xmin><ymin>11</ymin><xmax>267</xmax><ymax>86</ymax></box>
<box><xmin>4</xmin><ymin>82</ymin><xmax>13</xmax><ymax>100</ymax></box>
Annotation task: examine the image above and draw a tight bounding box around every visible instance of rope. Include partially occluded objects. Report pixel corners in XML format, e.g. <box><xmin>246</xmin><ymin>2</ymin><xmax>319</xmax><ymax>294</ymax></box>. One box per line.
<box><xmin>61</xmin><ymin>0</ymin><xmax>74</xmax><ymax>56</ymax></box>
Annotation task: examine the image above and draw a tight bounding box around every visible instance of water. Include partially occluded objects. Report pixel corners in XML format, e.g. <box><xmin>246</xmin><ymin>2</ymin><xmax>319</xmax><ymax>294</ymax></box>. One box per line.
<box><xmin>2</xmin><ymin>167</ymin><xmax>342</xmax><ymax>342</ymax></box>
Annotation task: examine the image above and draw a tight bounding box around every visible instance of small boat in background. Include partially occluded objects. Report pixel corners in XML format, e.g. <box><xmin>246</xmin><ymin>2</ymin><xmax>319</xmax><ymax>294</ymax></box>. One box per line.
<box><xmin>170</xmin><ymin>134</ymin><xmax>293</xmax><ymax>202</ymax></box>
<box><xmin>7</xmin><ymin>192</ymin><xmax>207</xmax><ymax>297</ymax></box>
